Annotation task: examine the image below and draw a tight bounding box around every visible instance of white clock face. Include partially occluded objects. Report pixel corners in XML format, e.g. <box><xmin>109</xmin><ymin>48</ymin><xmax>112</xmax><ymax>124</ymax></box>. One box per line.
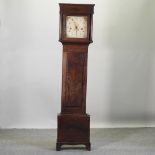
<box><xmin>66</xmin><ymin>16</ymin><xmax>87</xmax><ymax>38</ymax></box>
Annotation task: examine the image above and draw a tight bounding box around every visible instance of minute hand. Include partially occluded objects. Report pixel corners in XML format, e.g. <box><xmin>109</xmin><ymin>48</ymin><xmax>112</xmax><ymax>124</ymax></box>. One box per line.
<box><xmin>73</xmin><ymin>19</ymin><xmax>79</xmax><ymax>37</ymax></box>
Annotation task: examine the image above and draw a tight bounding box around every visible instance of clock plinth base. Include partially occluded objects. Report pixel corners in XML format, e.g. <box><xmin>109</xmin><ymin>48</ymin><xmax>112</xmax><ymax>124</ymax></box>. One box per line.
<box><xmin>56</xmin><ymin>142</ymin><xmax>91</xmax><ymax>151</ymax></box>
<box><xmin>56</xmin><ymin>113</ymin><xmax>90</xmax><ymax>151</ymax></box>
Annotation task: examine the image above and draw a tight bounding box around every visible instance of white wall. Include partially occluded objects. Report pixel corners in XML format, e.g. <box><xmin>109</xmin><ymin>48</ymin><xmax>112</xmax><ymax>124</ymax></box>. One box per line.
<box><xmin>0</xmin><ymin>0</ymin><xmax>155</xmax><ymax>128</ymax></box>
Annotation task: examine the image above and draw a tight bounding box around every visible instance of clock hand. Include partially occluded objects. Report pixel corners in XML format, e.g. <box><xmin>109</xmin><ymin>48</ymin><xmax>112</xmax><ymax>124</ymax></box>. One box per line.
<box><xmin>72</xmin><ymin>18</ymin><xmax>79</xmax><ymax>37</ymax></box>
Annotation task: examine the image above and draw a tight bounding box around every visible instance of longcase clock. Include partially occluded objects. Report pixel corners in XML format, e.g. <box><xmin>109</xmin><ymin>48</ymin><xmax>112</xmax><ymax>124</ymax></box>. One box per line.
<box><xmin>56</xmin><ymin>3</ymin><xmax>94</xmax><ymax>151</ymax></box>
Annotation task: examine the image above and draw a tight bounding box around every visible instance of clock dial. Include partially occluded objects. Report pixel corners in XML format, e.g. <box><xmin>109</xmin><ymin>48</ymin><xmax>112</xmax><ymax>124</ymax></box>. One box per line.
<box><xmin>66</xmin><ymin>16</ymin><xmax>87</xmax><ymax>38</ymax></box>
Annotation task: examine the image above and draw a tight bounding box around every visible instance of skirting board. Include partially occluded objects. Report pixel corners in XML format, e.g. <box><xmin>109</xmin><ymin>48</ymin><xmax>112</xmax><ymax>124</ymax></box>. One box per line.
<box><xmin>91</xmin><ymin>122</ymin><xmax>155</xmax><ymax>128</ymax></box>
<box><xmin>1</xmin><ymin>121</ymin><xmax>155</xmax><ymax>129</ymax></box>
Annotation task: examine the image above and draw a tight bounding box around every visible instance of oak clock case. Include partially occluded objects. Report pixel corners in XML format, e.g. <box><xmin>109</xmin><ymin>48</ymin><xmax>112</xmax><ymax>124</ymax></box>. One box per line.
<box><xmin>57</xmin><ymin>4</ymin><xmax>94</xmax><ymax>151</ymax></box>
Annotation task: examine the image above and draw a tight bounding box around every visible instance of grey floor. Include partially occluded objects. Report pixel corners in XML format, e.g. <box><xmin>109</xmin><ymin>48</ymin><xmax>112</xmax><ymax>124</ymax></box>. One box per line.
<box><xmin>0</xmin><ymin>128</ymin><xmax>155</xmax><ymax>155</ymax></box>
